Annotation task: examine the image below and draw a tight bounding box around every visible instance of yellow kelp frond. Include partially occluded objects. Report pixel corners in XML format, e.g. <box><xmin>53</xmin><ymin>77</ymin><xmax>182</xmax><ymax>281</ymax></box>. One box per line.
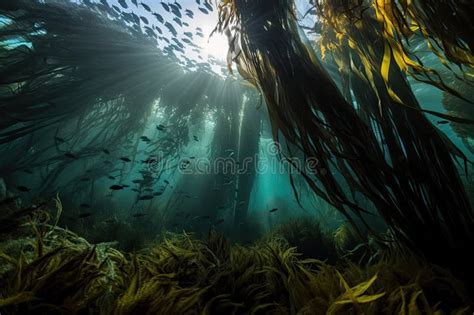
<box><xmin>328</xmin><ymin>272</ymin><xmax>385</xmax><ymax>314</ymax></box>
<box><xmin>373</xmin><ymin>0</ymin><xmax>473</xmax><ymax>68</ymax></box>
<box><xmin>317</xmin><ymin>0</ymin><xmax>473</xmax><ymax>107</ymax></box>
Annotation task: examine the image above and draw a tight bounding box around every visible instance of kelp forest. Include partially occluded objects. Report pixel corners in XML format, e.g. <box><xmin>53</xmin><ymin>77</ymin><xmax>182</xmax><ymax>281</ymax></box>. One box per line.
<box><xmin>0</xmin><ymin>0</ymin><xmax>473</xmax><ymax>313</ymax></box>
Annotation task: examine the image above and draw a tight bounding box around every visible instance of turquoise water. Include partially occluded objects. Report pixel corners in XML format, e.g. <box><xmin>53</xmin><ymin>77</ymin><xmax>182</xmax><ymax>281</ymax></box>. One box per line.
<box><xmin>0</xmin><ymin>0</ymin><xmax>471</xmax><ymax>244</ymax></box>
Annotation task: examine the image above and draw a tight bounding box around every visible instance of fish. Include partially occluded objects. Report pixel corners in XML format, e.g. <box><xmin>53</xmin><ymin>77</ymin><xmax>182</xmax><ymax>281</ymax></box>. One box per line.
<box><xmin>16</xmin><ymin>185</ymin><xmax>30</xmax><ymax>192</ymax></box>
<box><xmin>121</xmin><ymin>12</ymin><xmax>134</xmax><ymax>23</ymax></box>
<box><xmin>139</xmin><ymin>195</ymin><xmax>154</xmax><ymax>200</ymax></box>
<box><xmin>153</xmin><ymin>13</ymin><xmax>164</xmax><ymax>24</ymax></box>
<box><xmin>160</xmin><ymin>36</ymin><xmax>170</xmax><ymax>44</ymax></box>
<box><xmin>140</xmin><ymin>136</ymin><xmax>151</xmax><ymax>142</ymax></box>
<box><xmin>193</xmin><ymin>135</ymin><xmax>199</xmax><ymax>141</ymax></box>
<box><xmin>172</xmin><ymin>38</ymin><xmax>184</xmax><ymax>47</ymax></box>
<box><xmin>132</xmin><ymin>213</ymin><xmax>148</xmax><ymax>218</ymax></box>
<box><xmin>80</xmin><ymin>203</ymin><xmax>91</xmax><ymax>208</ymax></box>
<box><xmin>141</xmin><ymin>2</ymin><xmax>151</xmax><ymax>12</ymax></box>
<box><xmin>198</xmin><ymin>7</ymin><xmax>208</xmax><ymax>14</ymax></box>
<box><xmin>140</xmin><ymin>16</ymin><xmax>149</xmax><ymax>24</ymax></box>
<box><xmin>437</xmin><ymin>120</ymin><xmax>450</xmax><ymax>125</ymax></box>
<box><xmin>161</xmin><ymin>2</ymin><xmax>170</xmax><ymax>12</ymax></box>
<box><xmin>182</xmin><ymin>38</ymin><xmax>193</xmax><ymax>45</ymax></box>
<box><xmin>118</xmin><ymin>0</ymin><xmax>128</xmax><ymax>9</ymax></box>
<box><xmin>169</xmin><ymin>3</ymin><xmax>182</xmax><ymax>18</ymax></box>
<box><xmin>153</xmin><ymin>191</ymin><xmax>163</xmax><ymax>196</ymax></box>
<box><xmin>164</xmin><ymin>180</ymin><xmax>170</xmax><ymax>185</ymax></box>
<box><xmin>120</xmin><ymin>157</ymin><xmax>132</xmax><ymax>162</ymax></box>
<box><xmin>112</xmin><ymin>5</ymin><xmax>121</xmax><ymax>12</ymax></box>
<box><xmin>64</xmin><ymin>152</ymin><xmax>76</xmax><ymax>158</ymax></box>
<box><xmin>131</xmin><ymin>0</ymin><xmax>138</xmax><ymax>6</ymax></box>
<box><xmin>132</xmin><ymin>179</ymin><xmax>144</xmax><ymax>184</ymax></box>
<box><xmin>109</xmin><ymin>185</ymin><xmax>123</xmax><ymax>190</ymax></box>
<box><xmin>122</xmin><ymin>184</ymin><xmax>130</xmax><ymax>188</ymax></box>
<box><xmin>173</xmin><ymin>17</ymin><xmax>182</xmax><ymax>27</ymax></box>
<box><xmin>165</xmin><ymin>22</ymin><xmax>178</xmax><ymax>37</ymax></box>
<box><xmin>156</xmin><ymin>124</ymin><xmax>166</xmax><ymax>131</ymax></box>
<box><xmin>108</xmin><ymin>176</ymin><xmax>116</xmax><ymax>180</ymax></box>
<box><xmin>78</xmin><ymin>212</ymin><xmax>92</xmax><ymax>219</ymax></box>
<box><xmin>103</xmin><ymin>149</ymin><xmax>110</xmax><ymax>154</ymax></box>
<box><xmin>204</xmin><ymin>1</ymin><xmax>213</xmax><ymax>11</ymax></box>
<box><xmin>185</xmin><ymin>9</ymin><xmax>194</xmax><ymax>18</ymax></box>
<box><xmin>144</xmin><ymin>188</ymin><xmax>153</xmax><ymax>192</ymax></box>
<box><xmin>131</xmin><ymin>12</ymin><xmax>140</xmax><ymax>24</ymax></box>
<box><xmin>142</xmin><ymin>157</ymin><xmax>158</xmax><ymax>164</ymax></box>
<box><xmin>269</xmin><ymin>208</ymin><xmax>278</xmax><ymax>213</ymax></box>
<box><xmin>173</xmin><ymin>45</ymin><xmax>185</xmax><ymax>53</ymax></box>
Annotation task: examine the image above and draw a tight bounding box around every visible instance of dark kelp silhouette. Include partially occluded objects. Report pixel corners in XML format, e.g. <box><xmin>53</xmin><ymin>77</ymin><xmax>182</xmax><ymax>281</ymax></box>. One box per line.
<box><xmin>216</xmin><ymin>0</ymin><xmax>474</xmax><ymax>277</ymax></box>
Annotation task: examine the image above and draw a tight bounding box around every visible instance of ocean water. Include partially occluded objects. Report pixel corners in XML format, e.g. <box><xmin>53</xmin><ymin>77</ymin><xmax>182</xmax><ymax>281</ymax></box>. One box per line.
<box><xmin>1</xmin><ymin>0</ymin><xmax>474</xmax><ymax>313</ymax></box>
<box><xmin>1</xmin><ymin>0</ymin><xmax>471</xmax><ymax>244</ymax></box>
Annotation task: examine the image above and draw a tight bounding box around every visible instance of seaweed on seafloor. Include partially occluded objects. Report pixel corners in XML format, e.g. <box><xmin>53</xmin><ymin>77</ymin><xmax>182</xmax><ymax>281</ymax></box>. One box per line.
<box><xmin>0</xmin><ymin>225</ymin><xmax>472</xmax><ymax>314</ymax></box>
<box><xmin>83</xmin><ymin>218</ymin><xmax>156</xmax><ymax>252</ymax></box>
<box><xmin>266</xmin><ymin>216</ymin><xmax>339</xmax><ymax>263</ymax></box>
<box><xmin>0</xmin><ymin>227</ymin><xmax>114</xmax><ymax>314</ymax></box>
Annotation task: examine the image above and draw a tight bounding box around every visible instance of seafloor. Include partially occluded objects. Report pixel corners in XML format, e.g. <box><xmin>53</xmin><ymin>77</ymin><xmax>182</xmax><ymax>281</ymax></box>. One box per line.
<box><xmin>0</xmin><ymin>199</ymin><xmax>472</xmax><ymax>314</ymax></box>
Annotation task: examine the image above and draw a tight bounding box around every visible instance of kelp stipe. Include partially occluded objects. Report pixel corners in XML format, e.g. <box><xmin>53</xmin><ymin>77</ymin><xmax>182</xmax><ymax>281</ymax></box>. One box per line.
<box><xmin>216</xmin><ymin>0</ymin><xmax>474</xmax><ymax>278</ymax></box>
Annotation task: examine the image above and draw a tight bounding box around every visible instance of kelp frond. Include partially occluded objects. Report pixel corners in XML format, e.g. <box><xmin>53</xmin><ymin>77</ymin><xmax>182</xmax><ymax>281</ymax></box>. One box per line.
<box><xmin>329</xmin><ymin>272</ymin><xmax>386</xmax><ymax>313</ymax></box>
<box><xmin>315</xmin><ymin>0</ymin><xmax>474</xmax><ymax>103</ymax></box>
<box><xmin>216</xmin><ymin>0</ymin><xmax>474</xmax><ymax>277</ymax></box>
